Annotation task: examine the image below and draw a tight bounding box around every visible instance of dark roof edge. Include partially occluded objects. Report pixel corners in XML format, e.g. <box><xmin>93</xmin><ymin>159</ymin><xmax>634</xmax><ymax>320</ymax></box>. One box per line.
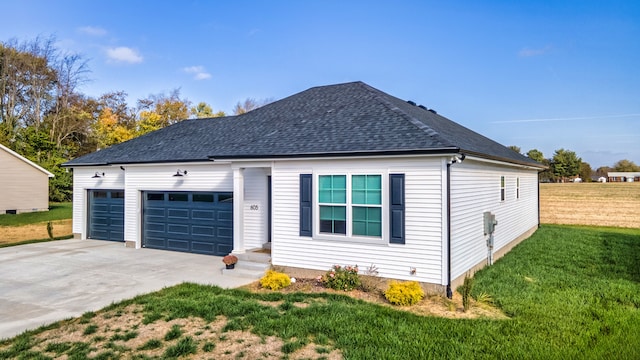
<box><xmin>462</xmin><ymin>150</ymin><xmax>547</xmax><ymax>170</ymax></box>
<box><xmin>210</xmin><ymin>148</ymin><xmax>461</xmax><ymax>160</ymax></box>
<box><xmin>61</xmin><ymin>158</ymin><xmax>212</xmax><ymax>167</ymax></box>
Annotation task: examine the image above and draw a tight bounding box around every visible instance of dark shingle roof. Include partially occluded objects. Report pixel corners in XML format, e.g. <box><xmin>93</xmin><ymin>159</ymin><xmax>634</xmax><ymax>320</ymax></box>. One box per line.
<box><xmin>64</xmin><ymin>81</ymin><xmax>542</xmax><ymax>168</ymax></box>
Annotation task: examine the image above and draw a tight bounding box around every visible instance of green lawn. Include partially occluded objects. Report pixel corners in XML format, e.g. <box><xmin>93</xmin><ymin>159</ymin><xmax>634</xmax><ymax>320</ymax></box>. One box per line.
<box><xmin>0</xmin><ymin>202</ymin><xmax>72</xmax><ymax>226</ymax></box>
<box><xmin>1</xmin><ymin>225</ymin><xmax>639</xmax><ymax>359</ymax></box>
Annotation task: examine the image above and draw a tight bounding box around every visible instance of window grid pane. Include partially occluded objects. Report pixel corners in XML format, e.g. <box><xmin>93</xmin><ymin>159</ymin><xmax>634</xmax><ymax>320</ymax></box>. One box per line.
<box><xmin>352</xmin><ymin>175</ymin><xmax>381</xmax><ymax>205</ymax></box>
<box><xmin>319</xmin><ymin>175</ymin><xmax>346</xmax><ymax>204</ymax></box>
<box><xmin>352</xmin><ymin>206</ymin><xmax>382</xmax><ymax>237</ymax></box>
<box><xmin>320</xmin><ymin>205</ymin><xmax>346</xmax><ymax>234</ymax></box>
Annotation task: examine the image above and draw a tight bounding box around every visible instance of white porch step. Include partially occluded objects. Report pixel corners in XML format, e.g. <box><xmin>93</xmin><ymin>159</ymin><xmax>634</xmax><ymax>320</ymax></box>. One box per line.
<box><xmin>235</xmin><ymin>250</ymin><xmax>271</xmax><ymax>263</ymax></box>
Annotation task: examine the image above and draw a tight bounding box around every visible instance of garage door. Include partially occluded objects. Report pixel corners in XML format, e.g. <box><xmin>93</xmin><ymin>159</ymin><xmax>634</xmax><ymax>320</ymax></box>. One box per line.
<box><xmin>88</xmin><ymin>190</ymin><xmax>125</xmax><ymax>241</ymax></box>
<box><xmin>143</xmin><ymin>191</ymin><xmax>233</xmax><ymax>256</ymax></box>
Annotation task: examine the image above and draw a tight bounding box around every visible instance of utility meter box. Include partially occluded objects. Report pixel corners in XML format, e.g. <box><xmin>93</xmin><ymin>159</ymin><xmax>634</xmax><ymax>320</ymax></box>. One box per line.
<box><xmin>483</xmin><ymin>212</ymin><xmax>498</xmax><ymax>235</ymax></box>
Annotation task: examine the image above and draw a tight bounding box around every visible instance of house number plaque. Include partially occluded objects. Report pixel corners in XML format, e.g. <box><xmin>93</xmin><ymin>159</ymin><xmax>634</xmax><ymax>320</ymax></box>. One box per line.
<box><xmin>250</xmin><ymin>205</ymin><xmax>259</xmax><ymax>211</ymax></box>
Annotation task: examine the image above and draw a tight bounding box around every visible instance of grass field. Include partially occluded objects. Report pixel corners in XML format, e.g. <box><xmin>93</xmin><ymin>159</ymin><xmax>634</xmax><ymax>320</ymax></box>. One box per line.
<box><xmin>0</xmin><ymin>203</ymin><xmax>72</xmax><ymax>227</ymax></box>
<box><xmin>1</xmin><ymin>225</ymin><xmax>639</xmax><ymax>359</ymax></box>
<box><xmin>540</xmin><ymin>182</ymin><xmax>640</xmax><ymax>228</ymax></box>
<box><xmin>0</xmin><ymin>203</ymin><xmax>73</xmax><ymax>245</ymax></box>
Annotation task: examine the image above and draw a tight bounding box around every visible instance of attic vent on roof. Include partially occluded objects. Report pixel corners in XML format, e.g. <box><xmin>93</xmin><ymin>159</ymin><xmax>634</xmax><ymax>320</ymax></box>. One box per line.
<box><xmin>428</xmin><ymin>109</ymin><xmax>437</xmax><ymax>114</ymax></box>
<box><xmin>407</xmin><ymin>100</ymin><xmax>416</xmax><ymax>106</ymax></box>
<box><xmin>418</xmin><ymin>105</ymin><xmax>427</xmax><ymax>110</ymax></box>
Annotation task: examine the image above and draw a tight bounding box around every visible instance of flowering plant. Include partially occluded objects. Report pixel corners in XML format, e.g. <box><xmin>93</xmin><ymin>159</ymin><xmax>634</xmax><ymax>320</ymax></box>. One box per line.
<box><xmin>321</xmin><ymin>264</ymin><xmax>361</xmax><ymax>291</ymax></box>
<box><xmin>222</xmin><ymin>254</ymin><xmax>238</xmax><ymax>265</ymax></box>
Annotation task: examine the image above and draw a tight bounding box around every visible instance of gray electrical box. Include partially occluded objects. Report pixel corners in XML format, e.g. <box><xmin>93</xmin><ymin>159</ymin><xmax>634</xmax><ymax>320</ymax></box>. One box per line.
<box><xmin>483</xmin><ymin>212</ymin><xmax>498</xmax><ymax>235</ymax></box>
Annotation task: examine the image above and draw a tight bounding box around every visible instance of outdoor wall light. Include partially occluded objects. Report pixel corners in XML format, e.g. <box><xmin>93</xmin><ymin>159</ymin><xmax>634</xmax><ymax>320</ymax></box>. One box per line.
<box><xmin>173</xmin><ymin>169</ymin><xmax>188</xmax><ymax>177</ymax></box>
<box><xmin>92</xmin><ymin>172</ymin><xmax>105</xmax><ymax>178</ymax></box>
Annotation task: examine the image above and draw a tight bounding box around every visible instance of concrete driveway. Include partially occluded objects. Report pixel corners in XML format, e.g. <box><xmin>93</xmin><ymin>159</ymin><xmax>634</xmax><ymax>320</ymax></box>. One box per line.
<box><xmin>0</xmin><ymin>239</ymin><xmax>255</xmax><ymax>340</ymax></box>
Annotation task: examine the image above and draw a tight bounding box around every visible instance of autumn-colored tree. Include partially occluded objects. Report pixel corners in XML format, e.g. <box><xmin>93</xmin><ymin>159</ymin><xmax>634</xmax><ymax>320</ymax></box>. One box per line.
<box><xmin>137</xmin><ymin>89</ymin><xmax>190</xmax><ymax>127</ymax></box>
<box><xmin>94</xmin><ymin>107</ymin><xmax>135</xmax><ymax>148</ymax></box>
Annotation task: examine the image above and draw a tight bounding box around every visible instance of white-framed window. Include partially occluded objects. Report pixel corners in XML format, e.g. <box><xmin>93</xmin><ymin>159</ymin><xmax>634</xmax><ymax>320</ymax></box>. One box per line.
<box><xmin>500</xmin><ymin>176</ymin><xmax>505</xmax><ymax>202</ymax></box>
<box><xmin>317</xmin><ymin>173</ymin><xmax>383</xmax><ymax>238</ymax></box>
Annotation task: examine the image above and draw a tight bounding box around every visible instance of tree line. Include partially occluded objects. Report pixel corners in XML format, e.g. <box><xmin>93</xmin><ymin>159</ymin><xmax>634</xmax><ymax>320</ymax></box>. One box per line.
<box><xmin>0</xmin><ymin>36</ymin><xmax>268</xmax><ymax>202</ymax></box>
<box><xmin>509</xmin><ymin>146</ymin><xmax>639</xmax><ymax>182</ymax></box>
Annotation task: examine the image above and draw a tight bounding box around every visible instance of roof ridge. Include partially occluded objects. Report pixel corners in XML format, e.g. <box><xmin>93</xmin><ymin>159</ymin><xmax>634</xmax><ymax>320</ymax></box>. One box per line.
<box><xmin>356</xmin><ymin>82</ymin><xmax>455</xmax><ymax>149</ymax></box>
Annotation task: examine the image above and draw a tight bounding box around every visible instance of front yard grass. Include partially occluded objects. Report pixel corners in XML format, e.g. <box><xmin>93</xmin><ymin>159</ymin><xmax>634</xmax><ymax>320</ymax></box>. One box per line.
<box><xmin>1</xmin><ymin>225</ymin><xmax>639</xmax><ymax>359</ymax></box>
<box><xmin>0</xmin><ymin>202</ymin><xmax>72</xmax><ymax>227</ymax></box>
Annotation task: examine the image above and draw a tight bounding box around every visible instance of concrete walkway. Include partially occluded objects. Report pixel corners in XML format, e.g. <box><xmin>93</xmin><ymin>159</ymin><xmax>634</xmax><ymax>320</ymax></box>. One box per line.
<box><xmin>0</xmin><ymin>239</ymin><xmax>257</xmax><ymax>340</ymax></box>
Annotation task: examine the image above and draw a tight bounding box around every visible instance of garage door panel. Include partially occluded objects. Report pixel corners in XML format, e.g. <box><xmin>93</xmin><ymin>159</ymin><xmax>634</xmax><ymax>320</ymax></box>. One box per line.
<box><xmin>218</xmin><ymin>211</ymin><xmax>232</xmax><ymax>221</ymax></box>
<box><xmin>192</xmin><ymin>210</ymin><xmax>214</xmax><ymax>220</ymax></box>
<box><xmin>167</xmin><ymin>224</ymin><xmax>190</xmax><ymax>235</ymax></box>
<box><xmin>143</xmin><ymin>191</ymin><xmax>233</xmax><ymax>256</ymax></box>
<box><xmin>88</xmin><ymin>190</ymin><xmax>125</xmax><ymax>242</ymax></box>
<box><xmin>167</xmin><ymin>239</ymin><xmax>190</xmax><ymax>251</ymax></box>
<box><xmin>168</xmin><ymin>208</ymin><xmax>189</xmax><ymax>219</ymax></box>
<box><xmin>192</xmin><ymin>226</ymin><xmax>214</xmax><ymax>236</ymax></box>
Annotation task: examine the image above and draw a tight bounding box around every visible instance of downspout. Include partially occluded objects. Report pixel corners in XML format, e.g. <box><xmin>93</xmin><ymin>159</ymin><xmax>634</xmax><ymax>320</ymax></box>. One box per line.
<box><xmin>446</xmin><ymin>153</ymin><xmax>465</xmax><ymax>299</ymax></box>
<box><xmin>537</xmin><ymin>174</ymin><xmax>541</xmax><ymax>228</ymax></box>
<box><xmin>446</xmin><ymin>160</ymin><xmax>453</xmax><ymax>299</ymax></box>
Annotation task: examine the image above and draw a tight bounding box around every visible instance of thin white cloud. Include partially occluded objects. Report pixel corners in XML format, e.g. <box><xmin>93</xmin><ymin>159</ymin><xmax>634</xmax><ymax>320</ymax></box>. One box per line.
<box><xmin>183</xmin><ymin>65</ymin><xmax>211</xmax><ymax>80</ymax></box>
<box><xmin>492</xmin><ymin>113</ymin><xmax>640</xmax><ymax>124</ymax></box>
<box><xmin>106</xmin><ymin>47</ymin><xmax>143</xmax><ymax>64</ymax></box>
<box><xmin>518</xmin><ymin>46</ymin><xmax>551</xmax><ymax>58</ymax></box>
<box><xmin>78</xmin><ymin>26</ymin><xmax>107</xmax><ymax>36</ymax></box>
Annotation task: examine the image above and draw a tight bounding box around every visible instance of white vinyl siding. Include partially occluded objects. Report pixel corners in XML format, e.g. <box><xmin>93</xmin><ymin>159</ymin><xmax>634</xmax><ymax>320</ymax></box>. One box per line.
<box><xmin>449</xmin><ymin>159</ymin><xmax>539</xmax><ymax>280</ymax></box>
<box><xmin>271</xmin><ymin>156</ymin><xmax>445</xmax><ymax>284</ymax></box>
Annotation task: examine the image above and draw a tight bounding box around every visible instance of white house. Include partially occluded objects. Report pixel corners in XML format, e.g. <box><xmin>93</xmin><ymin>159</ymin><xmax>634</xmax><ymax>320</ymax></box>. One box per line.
<box><xmin>0</xmin><ymin>144</ymin><xmax>54</xmax><ymax>214</ymax></box>
<box><xmin>63</xmin><ymin>82</ymin><xmax>545</xmax><ymax>295</ymax></box>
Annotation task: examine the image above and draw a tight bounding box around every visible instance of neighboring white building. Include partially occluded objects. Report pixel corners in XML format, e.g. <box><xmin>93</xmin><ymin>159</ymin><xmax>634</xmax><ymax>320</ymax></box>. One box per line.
<box><xmin>0</xmin><ymin>144</ymin><xmax>54</xmax><ymax>214</ymax></box>
<box><xmin>64</xmin><ymin>82</ymin><xmax>545</xmax><ymax>295</ymax></box>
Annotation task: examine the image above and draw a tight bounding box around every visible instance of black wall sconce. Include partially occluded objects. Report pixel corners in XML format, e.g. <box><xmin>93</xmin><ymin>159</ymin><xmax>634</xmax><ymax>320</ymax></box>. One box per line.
<box><xmin>92</xmin><ymin>172</ymin><xmax>105</xmax><ymax>178</ymax></box>
<box><xmin>173</xmin><ymin>169</ymin><xmax>188</xmax><ymax>177</ymax></box>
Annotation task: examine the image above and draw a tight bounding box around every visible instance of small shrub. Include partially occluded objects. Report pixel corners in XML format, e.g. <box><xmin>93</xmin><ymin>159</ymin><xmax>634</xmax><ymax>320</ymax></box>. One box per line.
<box><xmin>459</xmin><ymin>273</ymin><xmax>474</xmax><ymax>312</ymax></box>
<box><xmin>322</xmin><ymin>265</ymin><xmax>360</xmax><ymax>291</ymax></box>
<box><xmin>138</xmin><ymin>339</ymin><xmax>163</xmax><ymax>351</ymax></box>
<box><xmin>163</xmin><ymin>337</ymin><xmax>197</xmax><ymax>358</ymax></box>
<box><xmin>384</xmin><ymin>281</ymin><xmax>424</xmax><ymax>306</ymax></box>
<box><xmin>83</xmin><ymin>324</ymin><xmax>99</xmax><ymax>335</ymax></box>
<box><xmin>202</xmin><ymin>341</ymin><xmax>216</xmax><ymax>352</ymax></box>
<box><xmin>260</xmin><ymin>270</ymin><xmax>291</xmax><ymax>290</ymax></box>
<box><xmin>164</xmin><ymin>324</ymin><xmax>183</xmax><ymax>341</ymax></box>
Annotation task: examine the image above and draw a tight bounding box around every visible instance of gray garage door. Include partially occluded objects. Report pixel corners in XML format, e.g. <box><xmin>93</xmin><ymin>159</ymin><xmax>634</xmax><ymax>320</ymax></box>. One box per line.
<box><xmin>143</xmin><ymin>191</ymin><xmax>233</xmax><ymax>256</ymax></box>
<box><xmin>88</xmin><ymin>190</ymin><xmax>125</xmax><ymax>241</ymax></box>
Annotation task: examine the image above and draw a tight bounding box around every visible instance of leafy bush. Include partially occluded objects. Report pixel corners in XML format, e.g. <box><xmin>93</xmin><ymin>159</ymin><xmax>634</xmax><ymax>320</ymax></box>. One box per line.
<box><xmin>322</xmin><ymin>265</ymin><xmax>361</xmax><ymax>291</ymax></box>
<box><xmin>260</xmin><ymin>270</ymin><xmax>291</xmax><ymax>290</ymax></box>
<box><xmin>384</xmin><ymin>281</ymin><xmax>424</xmax><ymax>306</ymax></box>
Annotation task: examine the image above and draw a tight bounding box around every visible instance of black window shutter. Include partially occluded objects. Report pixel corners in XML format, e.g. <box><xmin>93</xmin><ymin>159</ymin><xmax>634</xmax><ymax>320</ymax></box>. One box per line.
<box><xmin>299</xmin><ymin>174</ymin><xmax>312</xmax><ymax>237</ymax></box>
<box><xmin>389</xmin><ymin>174</ymin><xmax>405</xmax><ymax>244</ymax></box>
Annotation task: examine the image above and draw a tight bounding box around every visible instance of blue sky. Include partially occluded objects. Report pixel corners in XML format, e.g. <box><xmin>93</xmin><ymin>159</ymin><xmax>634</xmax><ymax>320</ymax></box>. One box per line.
<box><xmin>2</xmin><ymin>0</ymin><xmax>639</xmax><ymax>168</ymax></box>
